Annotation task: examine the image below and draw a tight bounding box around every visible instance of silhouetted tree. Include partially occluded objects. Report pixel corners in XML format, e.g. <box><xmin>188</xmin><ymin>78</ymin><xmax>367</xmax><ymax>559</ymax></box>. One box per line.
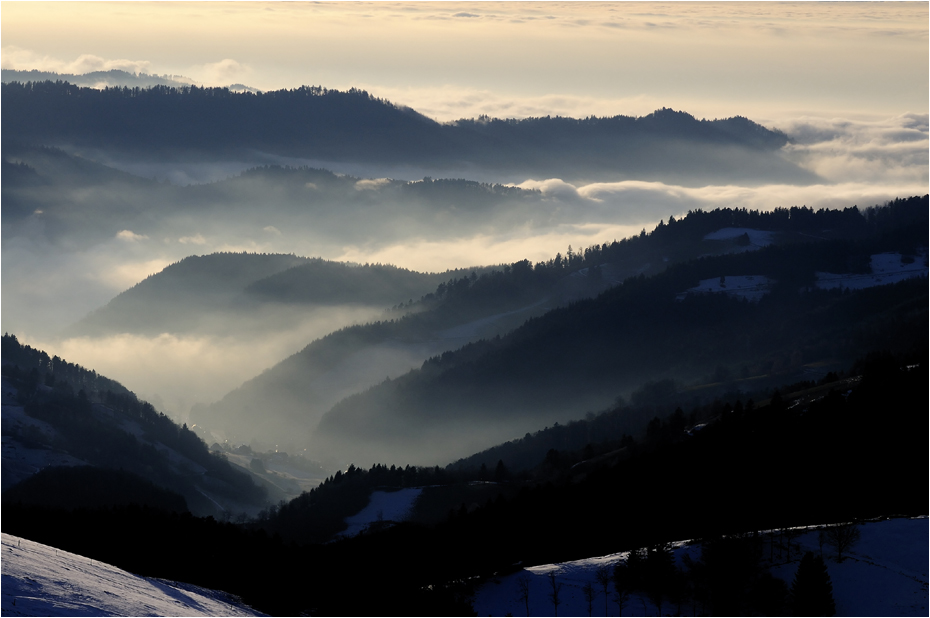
<box><xmin>790</xmin><ymin>552</ymin><xmax>835</xmax><ymax>616</ymax></box>
<box><xmin>825</xmin><ymin>522</ymin><xmax>861</xmax><ymax>562</ymax></box>
<box><xmin>548</xmin><ymin>572</ymin><xmax>563</xmax><ymax>616</ymax></box>
<box><xmin>643</xmin><ymin>544</ymin><xmax>676</xmax><ymax>615</ymax></box>
<box><xmin>613</xmin><ymin>558</ymin><xmax>632</xmax><ymax>616</ymax></box>
<box><xmin>583</xmin><ymin>582</ymin><xmax>595</xmax><ymax>617</ymax></box>
<box><xmin>494</xmin><ymin>459</ymin><xmax>509</xmax><ymax>482</ymax></box>
<box><xmin>516</xmin><ymin>574</ymin><xmax>531</xmax><ymax>617</ymax></box>
<box><xmin>595</xmin><ymin>564</ymin><xmax>613</xmax><ymax>616</ymax></box>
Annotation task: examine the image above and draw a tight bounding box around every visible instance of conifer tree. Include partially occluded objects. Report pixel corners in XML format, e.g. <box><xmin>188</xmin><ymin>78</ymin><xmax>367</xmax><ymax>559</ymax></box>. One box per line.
<box><xmin>790</xmin><ymin>552</ymin><xmax>835</xmax><ymax>616</ymax></box>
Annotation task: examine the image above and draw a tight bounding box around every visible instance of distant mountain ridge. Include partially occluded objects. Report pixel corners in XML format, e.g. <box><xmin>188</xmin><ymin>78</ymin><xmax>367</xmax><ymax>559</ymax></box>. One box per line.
<box><xmin>1</xmin><ymin>80</ymin><xmax>815</xmax><ymax>184</ymax></box>
<box><xmin>72</xmin><ymin>252</ymin><xmax>481</xmax><ymax>338</ymax></box>
<box><xmin>1</xmin><ymin>145</ymin><xmax>550</xmax><ymax>251</ymax></box>
<box><xmin>1</xmin><ymin>68</ymin><xmax>197</xmax><ymax>89</ymax></box>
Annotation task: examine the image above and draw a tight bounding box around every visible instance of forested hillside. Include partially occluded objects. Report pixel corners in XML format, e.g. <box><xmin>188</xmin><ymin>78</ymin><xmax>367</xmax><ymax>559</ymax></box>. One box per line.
<box><xmin>2</xmin><ymin>81</ymin><xmax>815</xmax><ymax>183</ymax></box>
<box><xmin>3</xmin><ymin>351</ymin><xmax>924</xmax><ymax>616</ymax></box>
<box><xmin>1</xmin><ymin>335</ymin><xmax>267</xmax><ymax>516</ymax></box>
<box><xmin>193</xmin><ymin>197</ymin><xmax>927</xmax><ymax>458</ymax></box>
<box><xmin>306</xmin><ymin>197</ymin><xmax>928</xmax><ymax>464</ymax></box>
<box><xmin>72</xmin><ymin>252</ymin><xmax>468</xmax><ymax>337</ymax></box>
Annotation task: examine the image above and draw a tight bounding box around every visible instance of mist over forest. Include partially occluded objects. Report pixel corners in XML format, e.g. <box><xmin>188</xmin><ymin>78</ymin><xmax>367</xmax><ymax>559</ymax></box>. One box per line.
<box><xmin>0</xmin><ymin>73</ymin><xmax>925</xmax><ymax>417</ymax></box>
<box><xmin>1</xmin><ymin>43</ymin><xmax>927</xmax><ymax>616</ymax></box>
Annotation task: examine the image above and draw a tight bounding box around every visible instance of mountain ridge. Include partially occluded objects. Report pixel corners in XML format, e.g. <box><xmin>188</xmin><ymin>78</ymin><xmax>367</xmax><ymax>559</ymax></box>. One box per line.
<box><xmin>2</xmin><ymin>80</ymin><xmax>816</xmax><ymax>184</ymax></box>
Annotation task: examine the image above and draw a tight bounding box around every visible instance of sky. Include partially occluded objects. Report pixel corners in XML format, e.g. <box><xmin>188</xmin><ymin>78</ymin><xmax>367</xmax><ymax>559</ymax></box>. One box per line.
<box><xmin>2</xmin><ymin>2</ymin><xmax>927</xmax><ymax>124</ymax></box>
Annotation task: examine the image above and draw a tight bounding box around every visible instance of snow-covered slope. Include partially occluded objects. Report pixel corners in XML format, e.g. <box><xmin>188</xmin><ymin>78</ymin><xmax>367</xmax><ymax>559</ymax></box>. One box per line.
<box><xmin>473</xmin><ymin>517</ymin><xmax>928</xmax><ymax>617</ymax></box>
<box><xmin>676</xmin><ymin>274</ymin><xmax>772</xmax><ymax>302</ymax></box>
<box><xmin>816</xmin><ymin>250</ymin><xmax>928</xmax><ymax>291</ymax></box>
<box><xmin>1</xmin><ymin>382</ymin><xmax>88</xmax><ymax>492</ymax></box>
<box><xmin>0</xmin><ymin>533</ymin><xmax>266</xmax><ymax>617</ymax></box>
<box><xmin>340</xmin><ymin>487</ymin><xmax>423</xmax><ymax>537</ymax></box>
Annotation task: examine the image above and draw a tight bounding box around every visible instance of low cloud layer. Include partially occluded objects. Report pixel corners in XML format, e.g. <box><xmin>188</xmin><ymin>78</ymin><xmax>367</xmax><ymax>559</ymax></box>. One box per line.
<box><xmin>199</xmin><ymin>58</ymin><xmax>250</xmax><ymax>84</ymax></box>
<box><xmin>4</xmin><ymin>108</ymin><xmax>924</xmax><ymax>335</ymax></box>
<box><xmin>335</xmin><ymin>177</ymin><xmax>927</xmax><ymax>274</ymax></box>
<box><xmin>2</xmin><ymin>100</ymin><xmax>924</xmax><ymax>434</ymax></box>
<box><xmin>26</xmin><ymin>302</ymin><xmax>384</xmax><ymax>419</ymax></box>
<box><xmin>1</xmin><ymin>45</ymin><xmax>152</xmax><ymax>75</ymax></box>
<box><xmin>779</xmin><ymin>113</ymin><xmax>929</xmax><ymax>185</ymax></box>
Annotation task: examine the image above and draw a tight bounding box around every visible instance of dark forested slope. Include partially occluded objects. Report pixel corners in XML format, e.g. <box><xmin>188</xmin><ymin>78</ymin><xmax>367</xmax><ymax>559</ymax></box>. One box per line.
<box><xmin>195</xmin><ymin>197</ymin><xmax>926</xmax><ymax>459</ymax></box>
<box><xmin>3</xmin><ymin>353</ymin><xmax>924</xmax><ymax>617</ymax></box>
<box><xmin>72</xmin><ymin>252</ymin><xmax>465</xmax><ymax>337</ymax></box>
<box><xmin>1</xmin><ymin>335</ymin><xmax>267</xmax><ymax>516</ymax></box>
<box><xmin>2</xmin><ymin>81</ymin><xmax>815</xmax><ymax>183</ymax></box>
<box><xmin>309</xmin><ymin>198</ymin><xmax>928</xmax><ymax>464</ymax></box>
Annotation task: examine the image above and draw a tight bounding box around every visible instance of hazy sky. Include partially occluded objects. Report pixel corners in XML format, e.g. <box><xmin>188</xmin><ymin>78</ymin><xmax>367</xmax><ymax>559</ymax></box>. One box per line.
<box><xmin>3</xmin><ymin>2</ymin><xmax>927</xmax><ymax>123</ymax></box>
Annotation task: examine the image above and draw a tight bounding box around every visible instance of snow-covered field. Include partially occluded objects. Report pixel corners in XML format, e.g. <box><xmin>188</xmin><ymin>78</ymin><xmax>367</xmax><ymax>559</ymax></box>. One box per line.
<box><xmin>676</xmin><ymin>275</ymin><xmax>772</xmax><ymax>302</ymax></box>
<box><xmin>676</xmin><ymin>249</ymin><xmax>928</xmax><ymax>303</ymax></box>
<box><xmin>0</xmin><ymin>533</ymin><xmax>266</xmax><ymax>617</ymax></box>
<box><xmin>473</xmin><ymin>517</ymin><xmax>928</xmax><ymax>617</ymax></box>
<box><xmin>816</xmin><ymin>250</ymin><xmax>928</xmax><ymax>291</ymax></box>
<box><xmin>340</xmin><ymin>487</ymin><xmax>424</xmax><ymax>537</ymax></box>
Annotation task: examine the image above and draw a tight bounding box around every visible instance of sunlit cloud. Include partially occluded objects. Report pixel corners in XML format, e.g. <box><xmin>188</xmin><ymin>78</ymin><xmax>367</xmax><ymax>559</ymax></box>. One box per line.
<box><xmin>1</xmin><ymin>45</ymin><xmax>152</xmax><ymax>74</ymax></box>
<box><xmin>334</xmin><ymin>222</ymin><xmax>645</xmax><ymax>274</ymax></box>
<box><xmin>179</xmin><ymin>234</ymin><xmax>207</xmax><ymax>245</ymax></box>
<box><xmin>94</xmin><ymin>258</ymin><xmax>172</xmax><ymax>291</ymax></box>
<box><xmin>116</xmin><ymin>230</ymin><xmax>149</xmax><ymax>242</ymax></box>
<box><xmin>199</xmin><ymin>58</ymin><xmax>250</xmax><ymax>84</ymax></box>
<box><xmin>355</xmin><ymin>178</ymin><xmax>393</xmax><ymax>191</ymax></box>
<box><xmin>777</xmin><ymin>113</ymin><xmax>929</xmax><ymax>184</ymax></box>
<box><xmin>516</xmin><ymin>178</ymin><xmax>582</xmax><ymax>200</ymax></box>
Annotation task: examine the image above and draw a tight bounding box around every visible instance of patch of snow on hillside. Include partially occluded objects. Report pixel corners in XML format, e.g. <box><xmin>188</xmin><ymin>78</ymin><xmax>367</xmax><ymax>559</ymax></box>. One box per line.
<box><xmin>340</xmin><ymin>487</ymin><xmax>423</xmax><ymax>537</ymax></box>
<box><xmin>1</xmin><ymin>379</ymin><xmax>89</xmax><ymax>491</ymax></box>
<box><xmin>0</xmin><ymin>533</ymin><xmax>266</xmax><ymax>617</ymax></box>
<box><xmin>704</xmin><ymin>227</ymin><xmax>774</xmax><ymax>247</ymax></box>
<box><xmin>676</xmin><ymin>275</ymin><xmax>772</xmax><ymax>302</ymax></box>
<box><xmin>473</xmin><ymin>517</ymin><xmax>927</xmax><ymax>617</ymax></box>
<box><xmin>816</xmin><ymin>250</ymin><xmax>928</xmax><ymax>291</ymax></box>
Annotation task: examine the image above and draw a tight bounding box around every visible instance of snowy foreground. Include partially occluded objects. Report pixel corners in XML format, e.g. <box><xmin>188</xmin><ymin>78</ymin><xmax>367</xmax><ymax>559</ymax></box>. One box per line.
<box><xmin>474</xmin><ymin>517</ymin><xmax>928</xmax><ymax>617</ymax></box>
<box><xmin>0</xmin><ymin>533</ymin><xmax>265</xmax><ymax>617</ymax></box>
<box><xmin>2</xmin><ymin>516</ymin><xmax>923</xmax><ymax>617</ymax></box>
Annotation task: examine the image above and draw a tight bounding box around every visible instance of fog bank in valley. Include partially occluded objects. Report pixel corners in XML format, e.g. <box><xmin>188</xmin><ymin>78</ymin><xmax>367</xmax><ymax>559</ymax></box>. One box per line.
<box><xmin>2</xmin><ymin>100</ymin><xmax>925</xmax><ymax>443</ymax></box>
<box><xmin>27</xmin><ymin>304</ymin><xmax>384</xmax><ymax>421</ymax></box>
